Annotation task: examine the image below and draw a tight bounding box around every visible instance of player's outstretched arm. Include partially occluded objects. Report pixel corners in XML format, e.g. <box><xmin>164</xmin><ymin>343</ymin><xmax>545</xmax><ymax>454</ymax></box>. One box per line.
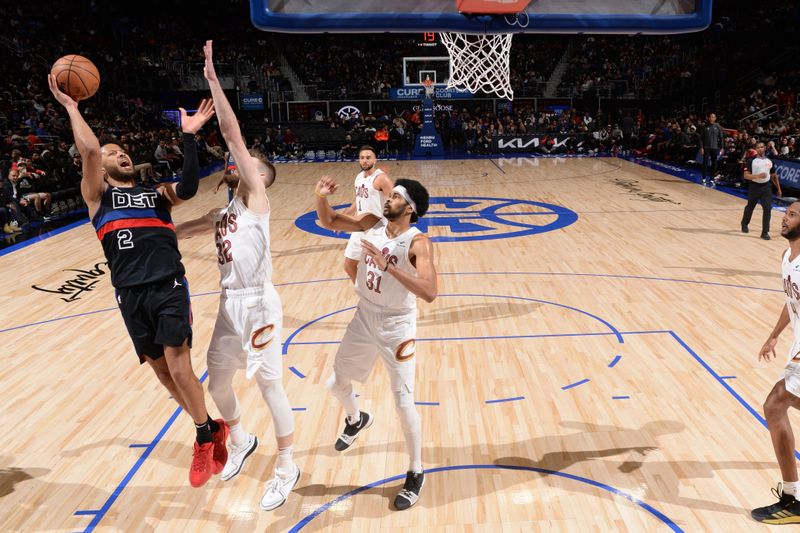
<box><xmin>315</xmin><ymin>176</ymin><xmax>376</xmax><ymax>232</ymax></box>
<box><xmin>362</xmin><ymin>234</ymin><xmax>438</xmax><ymax>303</ymax></box>
<box><xmin>175</xmin><ymin>208</ymin><xmax>218</xmax><ymax>239</ymax></box>
<box><xmin>161</xmin><ymin>99</ymin><xmax>216</xmax><ymax>206</ymax></box>
<box><xmin>203</xmin><ymin>40</ymin><xmax>263</xmax><ymax>208</ymax></box>
<box><xmin>48</xmin><ymin>74</ymin><xmax>104</xmax><ymax>213</ymax></box>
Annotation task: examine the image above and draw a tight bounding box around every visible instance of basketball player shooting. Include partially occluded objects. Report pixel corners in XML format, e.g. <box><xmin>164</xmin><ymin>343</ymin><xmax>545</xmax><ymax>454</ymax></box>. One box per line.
<box><xmin>174</xmin><ymin>40</ymin><xmax>299</xmax><ymax>511</ymax></box>
<box><xmin>314</xmin><ymin>174</ymin><xmax>437</xmax><ymax>510</ymax></box>
<box><xmin>46</xmin><ymin>74</ymin><xmax>228</xmax><ymax>489</ymax></box>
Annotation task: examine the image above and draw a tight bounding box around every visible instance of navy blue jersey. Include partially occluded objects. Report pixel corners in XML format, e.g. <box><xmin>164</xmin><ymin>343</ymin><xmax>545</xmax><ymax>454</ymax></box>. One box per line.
<box><xmin>91</xmin><ymin>184</ymin><xmax>185</xmax><ymax>288</ymax></box>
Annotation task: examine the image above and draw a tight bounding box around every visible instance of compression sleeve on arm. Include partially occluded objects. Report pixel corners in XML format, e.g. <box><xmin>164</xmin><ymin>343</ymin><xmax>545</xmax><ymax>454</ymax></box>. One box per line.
<box><xmin>176</xmin><ymin>132</ymin><xmax>199</xmax><ymax>200</ymax></box>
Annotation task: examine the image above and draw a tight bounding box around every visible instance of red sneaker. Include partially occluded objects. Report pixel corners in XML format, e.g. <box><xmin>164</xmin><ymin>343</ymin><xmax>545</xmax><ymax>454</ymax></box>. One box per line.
<box><xmin>189</xmin><ymin>441</ymin><xmax>214</xmax><ymax>488</ymax></box>
<box><xmin>211</xmin><ymin>419</ymin><xmax>230</xmax><ymax>475</ymax></box>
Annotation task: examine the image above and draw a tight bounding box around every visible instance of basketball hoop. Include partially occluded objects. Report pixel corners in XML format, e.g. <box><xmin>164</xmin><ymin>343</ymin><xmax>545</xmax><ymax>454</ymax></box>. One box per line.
<box><xmin>442</xmin><ymin>0</ymin><xmax>531</xmax><ymax>100</ymax></box>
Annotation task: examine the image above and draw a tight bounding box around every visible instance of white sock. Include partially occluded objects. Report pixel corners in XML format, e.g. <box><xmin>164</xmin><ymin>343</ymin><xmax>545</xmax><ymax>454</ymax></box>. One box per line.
<box><xmin>783</xmin><ymin>481</ymin><xmax>800</xmax><ymax>497</ymax></box>
<box><xmin>228</xmin><ymin>422</ymin><xmax>248</xmax><ymax>448</ymax></box>
<box><xmin>276</xmin><ymin>445</ymin><xmax>294</xmax><ymax>475</ymax></box>
<box><xmin>347</xmin><ymin>411</ymin><xmax>361</xmax><ymax>425</ymax></box>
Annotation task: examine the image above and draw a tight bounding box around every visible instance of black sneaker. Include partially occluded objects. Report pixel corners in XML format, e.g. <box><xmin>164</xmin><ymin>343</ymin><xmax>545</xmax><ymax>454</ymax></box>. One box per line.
<box><xmin>741</xmin><ymin>224</ymin><xmax>749</xmax><ymax>233</ymax></box>
<box><xmin>394</xmin><ymin>471</ymin><xmax>424</xmax><ymax>510</ymax></box>
<box><xmin>752</xmin><ymin>485</ymin><xmax>800</xmax><ymax>524</ymax></box>
<box><xmin>334</xmin><ymin>411</ymin><xmax>373</xmax><ymax>451</ymax></box>
<box><xmin>762</xmin><ymin>233</ymin><xmax>771</xmax><ymax>240</ymax></box>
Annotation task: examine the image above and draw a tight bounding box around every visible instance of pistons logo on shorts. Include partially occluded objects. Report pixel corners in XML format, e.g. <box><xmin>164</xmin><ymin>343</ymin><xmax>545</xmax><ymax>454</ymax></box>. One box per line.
<box><xmin>395</xmin><ymin>339</ymin><xmax>416</xmax><ymax>362</ymax></box>
<box><xmin>251</xmin><ymin>324</ymin><xmax>275</xmax><ymax>350</ymax></box>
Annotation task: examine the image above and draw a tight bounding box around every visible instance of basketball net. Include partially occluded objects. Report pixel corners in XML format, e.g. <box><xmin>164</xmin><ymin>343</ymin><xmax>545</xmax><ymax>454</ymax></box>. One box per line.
<box><xmin>442</xmin><ymin>0</ymin><xmax>530</xmax><ymax>100</ymax></box>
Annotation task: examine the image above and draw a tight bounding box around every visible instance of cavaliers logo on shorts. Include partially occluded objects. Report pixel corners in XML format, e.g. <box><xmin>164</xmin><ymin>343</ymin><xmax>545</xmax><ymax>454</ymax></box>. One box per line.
<box><xmin>395</xmin><ymin>339</ymin><xmax>416</xmax><ymax>361</ymax></box>
<box><xmin>251</xmin><ymin>324</ymin><xmax>275</xmax><ymax>350</ymax></box>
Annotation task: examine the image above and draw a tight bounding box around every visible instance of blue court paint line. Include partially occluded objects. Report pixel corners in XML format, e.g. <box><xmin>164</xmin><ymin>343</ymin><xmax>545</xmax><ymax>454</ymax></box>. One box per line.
<box><xmin>287</xmin><ymin>464</ymin><xmax>683</xmax><ymax>533</ymax></box>
<box><xmin>291</xmin><ymin>407</ymin><xmax>307</xmax><ymax>411</ymax></box>
<box><xmin>289</xmin><ymin>366</ymin><xmax>306</xmax><ymax>379</ymax></box>
<box><xmin>282</xmin><ymin>306</ymin><xmax>356</xmax><ymax>355</ymax></box>
<box><xmin>612</xmin><ymin>396</ymin><xmax>630</xmax><ymax>400</ymax></box>
<box><xmin>720</xmin><ymin>375</ymin><xmax>737</xmax><ymax>380</ymax></box>
<box><xmin>562</xmin><ymin>378</ymin><xmax>590</xmax><ymax>390</ymax></box>
<box><xmin>127</xmin><ymin>444</ymin><xmax>149</xmax><ymax>449</ymax></box>
<box><xmin>78</xmin><ymin>369</ymin><xmax>208</xmax><ymax>532</ymax></box>
<box><xmin>608</xmin><ymin>355</ymin><xmax>622</xmax><ymax>368</ymax></box>
<box><xmin>485</xmin><ymin>396</ymin><xmax>525</xmax><ymax>404</ymax></box>
<box><xmin>666</xmin><ymin>331</ymin><xmax>800</xmax><ymax>461</ymax></box>
<box><xmin>73</xmin><ymin>510</ymin><xmax>100</xmax><ymax>516</ymax></box>
<box><xmin>415</xmin><ymin>401</ymin><xmax>440</xmax><ymax>406</ymax></box>
<box><xmin>0</xmin><ymin>217</ymin><xmax>90</xmax><ymax>258</ymax></box>
<box><xmin>0</xmin><ymin>306</ymin><xmax>118</xmax><ymax>334</ymax></box>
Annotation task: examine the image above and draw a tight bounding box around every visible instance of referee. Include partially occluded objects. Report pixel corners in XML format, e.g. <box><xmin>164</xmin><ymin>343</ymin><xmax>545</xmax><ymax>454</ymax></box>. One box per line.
<box><xmin>741</xmin><ymin>141</ymin><xmax>782</xmax><ymax>240</ymax></box>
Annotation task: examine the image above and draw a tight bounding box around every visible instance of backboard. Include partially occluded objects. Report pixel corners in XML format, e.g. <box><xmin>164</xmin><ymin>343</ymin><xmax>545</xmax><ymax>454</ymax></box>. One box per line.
<box><xmin>251</xmin><ymin>0</ymin><xmax>713</xmax><ymax>34</ymax></box>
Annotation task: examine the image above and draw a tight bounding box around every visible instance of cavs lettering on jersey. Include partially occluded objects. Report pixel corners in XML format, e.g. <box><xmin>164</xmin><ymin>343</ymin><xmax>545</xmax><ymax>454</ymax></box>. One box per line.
<box><xmin>356</xmin><ymin>220</ymin><xmax>422</xmax><ymax>311</ymax></box>
<box><xmin>354</xmin><ymin>168</ymin><xmax>386</xmax><ymax>217</ymax></box>
<box><xmin>91</xmin><ymin>184</ymin><xmax>183</xmax><ymax>288</ymax></box>
<box><xmin>214</xmin><ymin>196</ymin><xmax>273</xmax><ymax>290</ymax></box>
<box><xmin>783</xmin><ymin>249</ymin><xmax>800</xmax><ymax>358</ymax></box>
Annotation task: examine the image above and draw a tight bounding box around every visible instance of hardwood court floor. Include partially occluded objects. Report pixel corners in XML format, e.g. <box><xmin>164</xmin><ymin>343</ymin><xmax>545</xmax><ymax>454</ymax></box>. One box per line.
<box><xmin>0</xmin><ymin>156</ymin><xmax>793</xmax><ymax>531</ymax></box>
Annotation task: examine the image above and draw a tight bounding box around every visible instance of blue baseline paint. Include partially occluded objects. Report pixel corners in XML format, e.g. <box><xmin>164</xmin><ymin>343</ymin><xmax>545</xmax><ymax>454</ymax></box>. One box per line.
<box><xmin>608</xmin><ymin>355</ymin><xmax>622</xmax><ymax>368</ymax></box>
<box><xmin>720</xmin><ymin>375</ymin><xmax>737</xmax><ymax>380</ymax></box>
<box><xmin>291</xmin><ymin>407</ymin><xmax>307</xmax><ymax>412</ymax></box>
<box><xmin>127</xmin><ymin>444</ymin><xmax>149</xmax><ymax>449</ymax></box>
<box><xmin>485</xmin><ymin>396</ymin><xmax>525</xmax><ymax>404</ymax></box>
<box><xmin>74</xmin><ymin>370</ymin><xmax>208</xmax><ymax>532</ymax></box>
<box><xmin>562</xmin><ymin>378</ymin><xmax>590</xmax><ymax>390</ymax></box>
<box><xmin>294</xmin><ymin>197</ymin><xmax>579</xmax><ymax>243</ymax></box>
<box><xmin>612</xmin><ymin>396</ymin><xmax>631</xmax><ymax>400</ymax></box>
<box><xmin>415</xmin><ymin>401</ymin><xmax>440</xmax><ymax>406</ymax></box>
<box><xmin>287</xmin><ymin>464</ymin><xmax>683</xmax><ymax>533</ymax></box>
<box><xmin>73</xmin><ymin>510</ymin><xmax>99</xmax><ymax>516</ymax></box>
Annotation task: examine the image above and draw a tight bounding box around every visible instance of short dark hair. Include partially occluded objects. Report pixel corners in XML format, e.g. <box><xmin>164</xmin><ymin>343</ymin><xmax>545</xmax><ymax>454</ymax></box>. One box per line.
<box><xmin>359</xmin><ymin>145</ymin><xmax>376</xmax><ymax>156</ymax></box>
<box><xmin>394</xmin><ymin>178</ymin><xmax>429</xmax><ymax>223</ymax></box>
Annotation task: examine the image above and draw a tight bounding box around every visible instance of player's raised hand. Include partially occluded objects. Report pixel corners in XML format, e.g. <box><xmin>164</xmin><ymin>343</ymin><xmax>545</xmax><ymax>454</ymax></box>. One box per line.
<box><xmin>180</xmin><ymin>98</ymin><xmax>215</xmax><ymax>134</ymax></box>
<box><xmin>203</xmin><ymin>40</ymin><xmax>218</xmax><ymax>82</ymax></box>
<box><xmin>759</xmin><ymin>337</ymin><xmax>778</xmax><ymax>362</ymax></box>
<box><xmin>47</xmin><ymin>74</ymin><xmax>78</xmax><ymax>109</ymax></box>
<box><xmin>316</xmin><ymin>176</ymin><xmax>339</xmax><ymax>197</ymax></box>
<box><xmin>361</xmin><ymin>239</ymin><xmax>388</xmax><ymax>270</ymax></box>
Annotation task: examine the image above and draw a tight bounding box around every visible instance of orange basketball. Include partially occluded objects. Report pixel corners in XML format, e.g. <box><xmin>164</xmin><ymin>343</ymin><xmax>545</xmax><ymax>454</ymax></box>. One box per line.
<box><xmin>50</xmin><ymin>55</ymin><xmax>100</xmax><ymax>101</ymax></box>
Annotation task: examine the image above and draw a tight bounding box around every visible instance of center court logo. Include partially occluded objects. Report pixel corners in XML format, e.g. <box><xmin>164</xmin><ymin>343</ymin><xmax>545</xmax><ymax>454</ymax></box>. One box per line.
<box><xmin>295</xmin><ymin>197</ymin><xmax>578</xmax><ymax>242</ymax></box>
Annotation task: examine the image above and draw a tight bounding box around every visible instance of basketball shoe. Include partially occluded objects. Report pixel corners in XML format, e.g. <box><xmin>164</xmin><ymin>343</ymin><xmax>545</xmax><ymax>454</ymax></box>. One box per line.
<box><xmin>334</xmin><ymin>411</ymin><xmax>373</xmax><ymax>451</ymax></box>
<box><xmin>260</xmin><ymin>463</ymin><xmax>301</xmax><ymax>511</ymax></box>
<box><xmin>211</xmin><ymin>419</ymin><xmax>229</xmax><ymax>474</ymax></box>
<box><xmin>394</xmin><ymin>471</ymin><xmax>424</xmax><ymax>510</ymax></box>
<box><xmin>221</xmin><ymin>434</ymin><xmax>258</xmax><ymax>481</ymax></box>
<box><xmin>189</xmin><ymin>441</ymin><xmax>215</xmax><ymax>488</ymax></box>
<box><xmin>751</xmin><ymin>483</ymin><xmax>800</xmax><ymax>524</ymax></box>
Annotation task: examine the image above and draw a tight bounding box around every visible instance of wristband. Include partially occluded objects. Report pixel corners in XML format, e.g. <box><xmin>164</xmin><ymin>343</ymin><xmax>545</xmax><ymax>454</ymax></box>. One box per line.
<box><xmin>315</xmin><ymin>191</ymin><xmax>328</xmax><ymax>198</ymax></box>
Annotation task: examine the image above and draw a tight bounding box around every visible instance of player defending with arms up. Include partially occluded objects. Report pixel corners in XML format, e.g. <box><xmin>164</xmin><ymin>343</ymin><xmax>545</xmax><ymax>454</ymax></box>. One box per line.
<box><xmin>47</xmin><ymin>75</ymin><xmax>226</xmax><ymax>488</ymax></box>
<box><xmin>175</xmin><ymin>41</ymin><xmax>298</xmax><ymax>511</ymax></box>
<box><xmin>315</xmin><ymin>175</ymin><xmax>437</xmax><ymax>510</ymax></box>
<box><xmin>753</xmin><ymin>201</ymin><xmax>800</xmax><ymax>524</ymax></box>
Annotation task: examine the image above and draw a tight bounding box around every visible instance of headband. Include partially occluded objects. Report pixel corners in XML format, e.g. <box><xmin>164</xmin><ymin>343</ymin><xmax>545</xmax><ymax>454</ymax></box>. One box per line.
<box><xmin>393</xmin><ymin>185</ymin><xmax>417</xmax><ymax>213</ymax></box>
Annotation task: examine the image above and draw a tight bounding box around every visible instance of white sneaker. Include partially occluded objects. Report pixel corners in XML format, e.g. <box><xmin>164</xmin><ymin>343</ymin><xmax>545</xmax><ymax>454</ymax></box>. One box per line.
<box><xmin>221</xmin><ymin>434</ymin><xmax>258</xmax><ymax>481</ymax></box>
<box><xmin>260</xmin><ymin>464</ymin><xmax>300</xmax><ymax>511</ymax></box>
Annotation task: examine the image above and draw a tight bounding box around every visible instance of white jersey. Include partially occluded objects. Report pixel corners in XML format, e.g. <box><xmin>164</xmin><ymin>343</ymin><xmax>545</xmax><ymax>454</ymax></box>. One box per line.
<box><xmin>355</xmin><ymin>220</ymin><xmax>422</xmax><ymax>311</ymax></box>
<box><xmin>354</xmin><ymin>168</ymin><xmax>386</xmax><ymax>217</ymax></box>
<box><xmin>214</xmin><ymin>196</ymin><xmax>273</xmax><ymax>290</ymax></box>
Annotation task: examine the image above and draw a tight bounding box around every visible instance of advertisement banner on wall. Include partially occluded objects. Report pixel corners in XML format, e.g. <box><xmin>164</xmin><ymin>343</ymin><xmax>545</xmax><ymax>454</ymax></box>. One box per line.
<box><xmin>774</xmin><ymin>157</ymin><xmax>800</xmax><ymax>189</ymax></box>
<box><xmin>389</xmin><ymin>87</ymin><xmax>474</xmax><ymax>100</ymax></box>
<box><xmin>240</xmin><ymin>93</ymin><xmax>265</xmax><ymax>111</ymax></box>
<box><xmin>492</xmin><ymin>134</ymin><xmax>588</xmax><ymax>153</ymax></box>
